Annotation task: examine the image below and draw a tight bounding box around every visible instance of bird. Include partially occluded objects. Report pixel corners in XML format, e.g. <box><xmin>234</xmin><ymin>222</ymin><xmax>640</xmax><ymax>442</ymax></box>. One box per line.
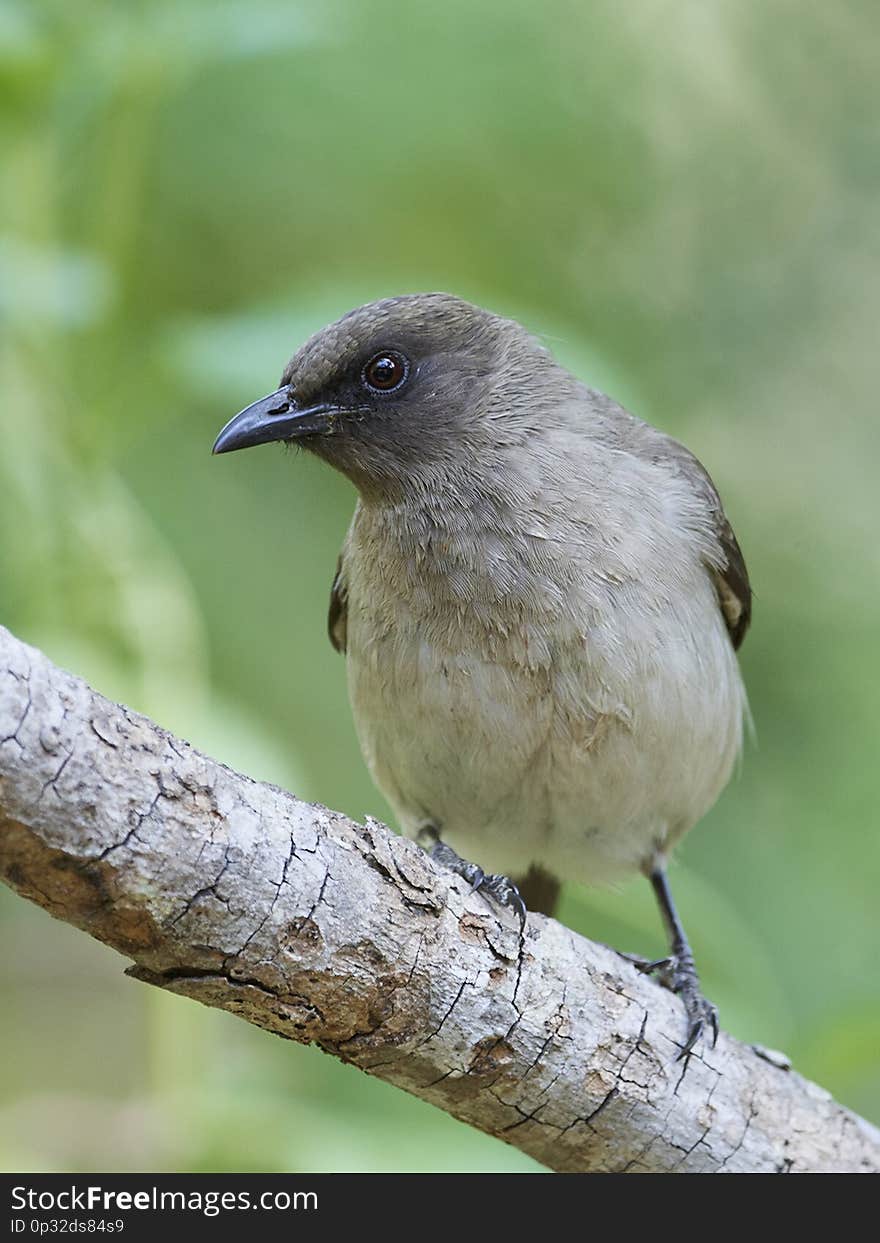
<box><xmin>212</xmin><ymin>293</ymin><xmax>751</xmax><ymax>1057</ymax></box>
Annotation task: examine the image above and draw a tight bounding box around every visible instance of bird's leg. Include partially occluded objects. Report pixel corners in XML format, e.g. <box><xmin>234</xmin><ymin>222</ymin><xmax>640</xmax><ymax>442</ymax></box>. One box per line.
<box><xmin>638</xmin><ymin>866</ymin><xmax>718</xmax><ymax>1059</ymax></box>
<box><xmin>417</xmin><ymin>825</ymin><xmax>527</xmax><ymax>929</ymax></box>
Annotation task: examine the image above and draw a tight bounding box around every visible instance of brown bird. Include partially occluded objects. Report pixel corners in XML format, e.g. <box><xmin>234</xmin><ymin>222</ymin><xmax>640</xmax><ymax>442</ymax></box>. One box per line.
<box><xmin>213</xmin><ymin>293</ymin><xmax>751</xmax><ymax>1056</ymax></box>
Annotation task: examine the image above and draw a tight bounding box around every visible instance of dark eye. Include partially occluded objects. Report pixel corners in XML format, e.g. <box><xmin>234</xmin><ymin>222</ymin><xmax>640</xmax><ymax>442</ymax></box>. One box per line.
<box><xmin>363</xmin><ymin>351</ymin><xmax>409</xmax><ymax>393</ymax></box>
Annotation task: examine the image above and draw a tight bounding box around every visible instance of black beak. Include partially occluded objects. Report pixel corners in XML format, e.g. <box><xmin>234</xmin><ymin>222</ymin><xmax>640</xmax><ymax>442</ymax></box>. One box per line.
<box><xmin>212</xmin><ymin>388</ymin><xmax>335</xmax><ymax>455</ymax></box>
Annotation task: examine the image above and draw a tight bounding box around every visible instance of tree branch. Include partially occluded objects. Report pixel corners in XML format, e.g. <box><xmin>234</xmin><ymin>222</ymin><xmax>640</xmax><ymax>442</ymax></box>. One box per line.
<box><xmin>1</xmin><ymin>624</ymin><xmax>877</xmax><ymax>1173</ymax></box>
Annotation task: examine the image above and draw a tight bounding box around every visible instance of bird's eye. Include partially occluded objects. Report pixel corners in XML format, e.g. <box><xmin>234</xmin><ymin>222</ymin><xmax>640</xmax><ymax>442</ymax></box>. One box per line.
<box><xmin>363</xmin><ymin>351</ymin><xmax>409</xmax><ymax>393</ymax></box>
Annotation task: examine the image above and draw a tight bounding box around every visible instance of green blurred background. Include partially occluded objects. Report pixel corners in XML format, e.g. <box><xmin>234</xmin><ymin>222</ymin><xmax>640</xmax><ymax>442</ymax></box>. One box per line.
<box><xmin>1</xmin><ymin>0</ymin><xmax>878</xmax><ymax>1172</ymax></box>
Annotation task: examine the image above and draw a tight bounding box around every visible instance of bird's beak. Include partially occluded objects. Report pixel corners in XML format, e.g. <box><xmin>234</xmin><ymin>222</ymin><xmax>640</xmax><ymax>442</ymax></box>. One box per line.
<box><xmin>212</xmin><ymin>387</ymin><xmax>336</xmax><ymax>455</ymax></box>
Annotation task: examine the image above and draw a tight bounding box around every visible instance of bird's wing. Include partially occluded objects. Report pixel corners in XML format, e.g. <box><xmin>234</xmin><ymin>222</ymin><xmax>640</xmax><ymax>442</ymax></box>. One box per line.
<box><xmin>666</xmin><ymin>440</ymin><xmax>752</xmax><ymax>650</ymax></box>
<box><xmin>328</xmin><ymin>554</ymin><xmax>348</xmax><ymax>654</ymax></box>
<box><xmin>709</xmin><ymin>502</ymin><xmax>751</xmax><ymax>650</ymax></box>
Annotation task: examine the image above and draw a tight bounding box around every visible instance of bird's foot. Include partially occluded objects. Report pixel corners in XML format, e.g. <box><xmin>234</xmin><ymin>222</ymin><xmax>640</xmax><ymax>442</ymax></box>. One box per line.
<box><xmin>633</xmin><ymin>951</ymin><xmax>718</xmax><ymax>1059</ymax></box>
<box><xmin>417</xmin><ymin>828</ymin><xmax>526</xmax><ymax>929</ymax></box>
<box><xmin>469</xmin><ymin>869</ymin><xmax>527</xmax><ymax>929</ymax></box>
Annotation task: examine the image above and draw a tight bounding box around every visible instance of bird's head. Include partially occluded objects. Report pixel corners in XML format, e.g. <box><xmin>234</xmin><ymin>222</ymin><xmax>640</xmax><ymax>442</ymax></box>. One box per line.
<box><xmin>212</xmin><ymin>293</ymin><xmax>571</xmax><ymax>498</ymax></box>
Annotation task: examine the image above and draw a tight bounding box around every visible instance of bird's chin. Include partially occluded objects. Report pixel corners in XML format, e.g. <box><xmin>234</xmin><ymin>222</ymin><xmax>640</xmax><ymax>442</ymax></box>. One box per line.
<box><xmin>297</xmin><ymin>434</ymin><xmax>398</xmax><ymax>501</ymax></box>
<box><xmin>282</xmin><ymin>420</ymin><xmax>338</xmax><ymax>443</ymax></box>
<box><xmin>297</xmin><ymin>429</ymin><xmax>352</xmax><ymax>466</ymax></box>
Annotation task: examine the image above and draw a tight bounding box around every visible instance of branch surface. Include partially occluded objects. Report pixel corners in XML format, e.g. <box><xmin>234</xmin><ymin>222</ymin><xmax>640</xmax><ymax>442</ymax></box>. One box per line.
<box><xmin>1</xmin><ymin>624</ymin><xmax>877</xmax><ymax>1173</ymax></box>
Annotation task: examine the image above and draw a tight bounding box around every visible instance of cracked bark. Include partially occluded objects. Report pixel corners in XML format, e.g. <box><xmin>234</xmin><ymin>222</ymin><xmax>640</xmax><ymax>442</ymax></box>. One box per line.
<box><xmin>1</xmin><ymin>624</ymin><xmax>878</xmax><ymax>1174</ymax></box>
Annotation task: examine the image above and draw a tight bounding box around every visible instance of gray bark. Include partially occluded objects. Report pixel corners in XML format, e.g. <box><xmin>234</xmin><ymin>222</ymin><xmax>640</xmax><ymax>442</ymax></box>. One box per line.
<box><xmin>1</xmin><ymin>623</ymin><xmax>877</xmax><ymax>1173</ymax></box>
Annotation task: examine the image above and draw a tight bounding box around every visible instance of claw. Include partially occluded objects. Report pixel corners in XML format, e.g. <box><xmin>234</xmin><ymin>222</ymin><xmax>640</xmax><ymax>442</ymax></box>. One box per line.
<box><xmin>484</xmin><ymin>880</ymin><xmax>527</xmax><ymax>929</ymax></box>
<box><xmin>677</xmin><ymin>1017</ymin><xmax>705</xmax><ymax>1061</ymax></box>
<box><xmin>419</xmin><ymin>831</ymin><xmax>527</xmax><ymax>930</ymax></box>
<box><xmin>626</xmin><ymin>954</ymin><xmax>672</xmax><ymax>975</ymax></box>
<box><xmin>635</xmin><ymin>949</ymin><xmax>717</xmax><ymax>1059</ymax></box>
<box><xmin>474</xmin><ymin>871</ymin><xmax>527</xmax><ymax>930</ymax></box>
<box><xmin>676</xmin><ymin>1000</ymin><xmax>719</xmax><ymax>1060</ymax></box>
<box><xmin>467</xmin><ymin>867</ymin><xmax>486</xmax><ymax>892</ymax></box>
<box><xmin>668</xmin><ymin>960</ymin><xmax>718</xmax><ymax>1059</ymax></box>
<box><xmin>511</xmin><ymin>890</ymin><xmax>527</xmax><ymax>930</ymax></box>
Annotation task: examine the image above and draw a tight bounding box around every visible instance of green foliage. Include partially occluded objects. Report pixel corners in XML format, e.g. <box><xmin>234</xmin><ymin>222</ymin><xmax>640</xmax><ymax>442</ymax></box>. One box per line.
<box><xmin>1</xmin><ymin>0</ymin><xmax>878</xmax><ymax>1171</ymax></box>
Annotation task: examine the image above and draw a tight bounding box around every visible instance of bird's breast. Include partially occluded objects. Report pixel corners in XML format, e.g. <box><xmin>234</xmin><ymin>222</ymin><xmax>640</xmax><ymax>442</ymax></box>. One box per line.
<box><xmin>339</xmin><ymin>500</ymin><xmax>746</xmax><ymax>882</ymax></box>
